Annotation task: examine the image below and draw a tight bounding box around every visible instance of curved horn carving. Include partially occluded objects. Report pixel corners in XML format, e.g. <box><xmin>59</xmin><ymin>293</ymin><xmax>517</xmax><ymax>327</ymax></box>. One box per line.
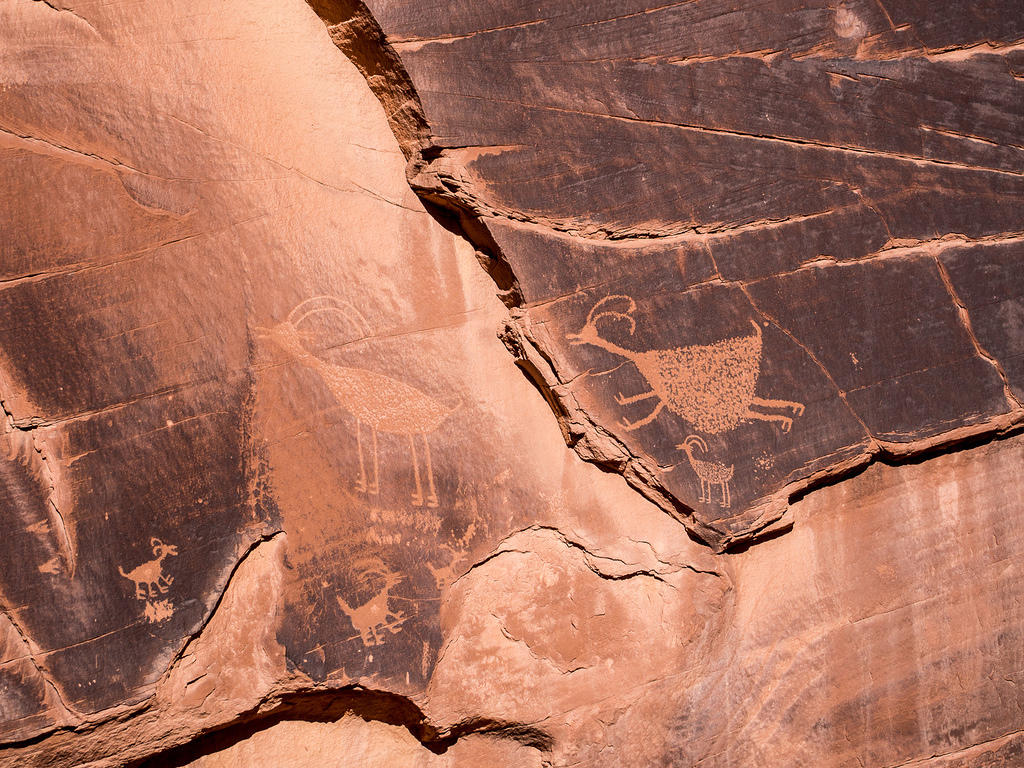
<box><xmin>287</xmin><ymin>295</ymin><xmax>371</xmax><ymax>336</ymax></box>
<box><xmin>684</xmin><ymin>434</ymin><xmax>708</xmax><ymax>453</ymax></box>
<box><xmin>587</xmin><ymin>294</ymin><xmax>637</xmax><ymax>335</ymax></box>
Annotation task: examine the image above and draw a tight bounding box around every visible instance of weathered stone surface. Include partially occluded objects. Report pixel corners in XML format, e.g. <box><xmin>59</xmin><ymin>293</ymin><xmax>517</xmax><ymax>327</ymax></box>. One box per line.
<box><xmin>1</xmin><ymin>0</ymin><xmax>716</xmax><ymax>761</ymax></box>
<box><xmin>1</xmin><ymin>0</ymin><xmax>1022</xmax><ymax>766</ymax></box>
<box><xmin>940</xmin><ymin>241</ymin><xmax>1024</xmax><ymax>401</ymax></box>
<box><xmin>424</xmin><ymin>435</ymin><xmax>1024</xmax><ymax>767</ymax></box>
<box><xmin>313</xmin><ymin>0</ymin><xmax>1024</xmax><ymax>545</ymax></box>
<box><xmin>177</xmin><ymin>717</ymin><xmax>544</xmax><ymax>768</ymax></box>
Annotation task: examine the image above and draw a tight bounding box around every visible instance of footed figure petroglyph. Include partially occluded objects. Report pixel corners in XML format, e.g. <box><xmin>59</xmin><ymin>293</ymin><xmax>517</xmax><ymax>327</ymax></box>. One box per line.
<box><xmin>258</xmin><ymin>296</ymin><xmax>455</xmax><ymax>507</ymax></box>
<box><xmin>118</xmin><ymin>538</ymin><xmax>177</xmax><ymax>600</ymax></box>
<box><xmin>567</xmin><ymin>295</ymin><xmax>804</xmax><ymax>435</ymax></box>
<box><xmin>678</xmin><ymin>435</ymin><xmax>734</xmax><ymax>508</ymax></box>
<box><xmin>336</xmin><ymin>561</ymin><xmax>408</xmax><ymax>646</ymax></box>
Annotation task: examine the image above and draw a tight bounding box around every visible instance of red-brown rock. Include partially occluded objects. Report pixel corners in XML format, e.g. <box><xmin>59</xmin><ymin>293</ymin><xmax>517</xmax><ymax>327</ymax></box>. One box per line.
<box><xmin>1</xmin><ymin>0</ymin><xmax>1022</xmax><ymax>766</ymax></box>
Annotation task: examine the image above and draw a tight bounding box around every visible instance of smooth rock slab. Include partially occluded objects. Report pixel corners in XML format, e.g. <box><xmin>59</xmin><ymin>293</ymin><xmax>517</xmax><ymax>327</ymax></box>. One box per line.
<box><xmin>326</xmin><ymin>0</ymin><xmax>1024</xmax><ymax>545</ymax></box>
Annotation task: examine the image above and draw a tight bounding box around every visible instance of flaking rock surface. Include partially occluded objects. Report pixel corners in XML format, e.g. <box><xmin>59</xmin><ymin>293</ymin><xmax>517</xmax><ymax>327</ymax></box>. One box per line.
<box><xmin>320</xmin><ymin>0</ymin><xmax>1024</xmax><ymax>545</ymax></box>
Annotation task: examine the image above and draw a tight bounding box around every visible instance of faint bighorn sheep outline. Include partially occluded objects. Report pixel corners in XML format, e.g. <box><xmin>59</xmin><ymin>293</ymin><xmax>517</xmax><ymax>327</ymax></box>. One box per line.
<box><xmin>677</xmin><ymin>435</ymin><xmax>734</xmax><ymax>508</ymax></box>
<box><xmin>335</xmin><ymin>560</ymin><xmax>407</xmax><ymax>646</ymax></box>
<box><xmin>119</xmin><ymin>538</ymin><xmax>178</xmax><ymax>600</ymax></box>
<box><xmin>566</xmin><ymin>295</ymin><xmax>804</xmax><ymax>434</ymax></box>
<box><xmin>256</xmin><ymin>295</ymin><xmax>454</xmax><ymax>507</ymax></box>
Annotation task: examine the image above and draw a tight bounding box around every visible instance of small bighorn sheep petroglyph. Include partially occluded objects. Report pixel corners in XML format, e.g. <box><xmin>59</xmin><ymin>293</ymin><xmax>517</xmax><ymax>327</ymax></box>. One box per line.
<box><xmin>336</xmin><ymin>561</ymin><xmax>408</xmax><ymax>646</ymax></box>
<box><xmin>257</xmin><ymin>296</ymin><xmax>456</xmax><ymax>507</ymax></box>
<box><xmin>118</xmin><ymin>538</ymin><xmax>177</xmax><ymax>600</ymax></box>
<box><xmin>567</xmin><ymin>295</ymin><xmax>804</xmax><ymax>434</ymax></box>
<box><xmin>678</xmin><ymin>435</ymin><xmax>734</xmax><ymax>508</ymax></box>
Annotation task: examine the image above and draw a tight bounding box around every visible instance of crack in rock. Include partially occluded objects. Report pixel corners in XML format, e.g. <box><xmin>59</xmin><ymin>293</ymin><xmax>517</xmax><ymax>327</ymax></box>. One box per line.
<box><xmin>305</xmin><ymin>0</ymin><xmax>1024</xmax><ymax>553</ymax></box>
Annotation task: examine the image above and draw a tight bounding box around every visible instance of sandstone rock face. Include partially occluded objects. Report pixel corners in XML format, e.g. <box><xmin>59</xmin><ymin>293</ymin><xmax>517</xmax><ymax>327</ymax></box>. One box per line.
<box><xmin>338</xmin><ymin>0</ymin><xmax>1024</xmax><ymax>546</ymax></box>
<box><xmin>1</xmin><ymin>0</ymin><xmax>1021</xmax><ymax>766</ymax></box>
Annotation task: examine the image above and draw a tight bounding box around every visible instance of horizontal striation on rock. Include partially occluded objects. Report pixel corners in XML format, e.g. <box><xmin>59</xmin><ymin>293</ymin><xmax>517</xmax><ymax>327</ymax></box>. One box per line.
<box><xmin>1</xmin><ymin>0</ymin><xmax>1023</xmax><ymax>765</ymax></box>
<box><xmin>304</xmin><ymin>0</ymin><xmax>1024</xmax><ymax>546</ymax></box>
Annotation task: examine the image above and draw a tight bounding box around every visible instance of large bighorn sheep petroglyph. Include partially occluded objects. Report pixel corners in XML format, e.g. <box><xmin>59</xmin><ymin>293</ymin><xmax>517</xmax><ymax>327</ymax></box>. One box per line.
<box><xmin>257</xmin><ymin>296</ymin><xmax>455</xmax><ymax>507</ymax></box>
<box><xmin>567</xmin><ymin>295</ymin><xmax>804</xmax><ymax>435</ymax></box>
<box><xmin>118</xmin><ymin>538</ymin><xmax>177</xmax><ymax>600</ymax></box>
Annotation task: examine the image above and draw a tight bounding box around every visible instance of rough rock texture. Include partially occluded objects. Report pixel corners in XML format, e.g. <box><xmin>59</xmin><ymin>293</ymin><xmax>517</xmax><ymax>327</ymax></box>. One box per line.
<box><xmin>1</xmin><ymin>0</ymin><xmax>1022</xmax><ymax>765</ymax></box>
<box><xmin>325</xmin><ymin>0</ymin><xmax>1024</xmax><ymax>547</ymax></box>
<box><xmin>178</xmin><ymin>718</ymin><xmax>544</xmax><ymax>768</ymax></box>
<box><xmin>426</xmin><ymin>436</ymin><xmax>1024</xmax><ymax>767</ymax></box>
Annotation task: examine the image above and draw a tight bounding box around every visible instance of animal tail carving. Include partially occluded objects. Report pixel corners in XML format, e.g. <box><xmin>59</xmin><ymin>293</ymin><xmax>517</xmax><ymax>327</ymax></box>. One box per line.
<box><xmin>336</xmin><ymin>595</ymin><xmax>355</xmax><ymax>616</ymax></box>
<box><xmin>749</xmin><ymin>318</ymin><xmax>763</xmax><ymax>339</ymax></box>
<box><xmin>118</xmin><ymin>565</ymin><xmax>130</xmax><ymax>579</ymax></box>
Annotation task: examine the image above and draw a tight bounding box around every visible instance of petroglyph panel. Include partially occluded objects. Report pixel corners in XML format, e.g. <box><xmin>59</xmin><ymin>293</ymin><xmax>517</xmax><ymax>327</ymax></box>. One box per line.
<box><xmin>528</xmin><ymin>282</ymin><xmax>868</xmax><ymax>542</ymax></box>
<box><xmin>349</xmin><ymin>0</ymin><xmax>1024</xmax><ymax>545</ymax></box>
<box><xmin>3</xmin><ymin>0</ymin><xmax>1024</xmax><ymax>764</ymax></box>
<box><xmin>251</xmin><ymin>289</ymin><xmax>538</xmax><ymax>687</ymax></box>
<box><xmin>512</xmin><ymin>243</ymin><xmax>1021</xmax><ymax>542</ymax></box>
<box><xmin>0</xmin><ymin>0</ymin><xmax>549</xmax><ymax>728</ymax></box>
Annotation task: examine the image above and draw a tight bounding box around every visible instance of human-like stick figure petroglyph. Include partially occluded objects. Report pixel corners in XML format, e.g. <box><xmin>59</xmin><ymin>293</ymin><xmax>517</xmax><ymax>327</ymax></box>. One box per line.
<box><xmin>336</xmin><ymin>561</ymin><xmax>408</xmax><ymax>646</ymax></box>
<box><xmin>678</xmin><ymin>435</ymin><xmax>733</xmax><ymax>507</ymax></box>
<box><xmin>118</xmin><ymin>538</ymin><xmax>177</xmax><ymax>600</ymax></box>
<box><xmin>257</xmin><ymin>296</ymin><xmax>455</xmax><ymax>507</ymax></box>
<box><xmin>567</xmin><ymin>295</ymin><xmax>804</xmax><ymax>434</ymax></box>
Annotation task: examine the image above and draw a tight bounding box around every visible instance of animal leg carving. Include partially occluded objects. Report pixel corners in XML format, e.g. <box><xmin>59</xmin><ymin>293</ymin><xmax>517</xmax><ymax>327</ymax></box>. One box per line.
<box><xmin>616</xmin><ymin>389</ymin><xmax>658</xmax><ymax>406</ymax></box>
<box><xmin>409</xmin><ymin>434</ymin><xmax>423</xmax><ymax>507</ymax></box>
<box><xmin>369</xmin><ymin>426</ymin><xmax>380</xmax><ymax>495</ymax></box>
<box><xmin>720</xmin><ymin>480</ymin><xmax>731</xmax><ymax>508</ymax></box>
<box><xmin>742</xmin><ymin>409</ymin><xmax>793</xmax><ymax>433</ymax></box>
<box><xmin>387</xmin><ymin>610</ymin><xmax>406</xmax><ymax>633</ymax></box>
<box><xmin>336</xmin><ymin>596</ymin><xmax>370</xmax><ymax>643</ymax></box>
<box><xmin>620</xmin><ymin>400</ymin><xmax>665</xmax><ymax>431</ymax></box>
<box><xmin>355</xmin><ymin>419</ymin><xmax>368</xmax><ymax>494</ymax></box>
<box><xmin>750</xmin><ymin>396</ymin><xmax>804</xmax><ymax>416</ymax></box>
<box><xmin>422</xmin><ymin>435</ymin><xmax>438</xmax><ymax>508</ymax></box>
<box><xmin>119</xmin><ymin>540</ymin><xmax>178</xmax><ymax>618</ymax></box>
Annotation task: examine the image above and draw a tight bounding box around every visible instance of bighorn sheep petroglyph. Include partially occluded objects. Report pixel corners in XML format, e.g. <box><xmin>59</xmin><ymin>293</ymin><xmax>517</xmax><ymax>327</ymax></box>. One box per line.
<box><xmin>567</xmin><ymin>295</ymin><xmax>804</xmax><ymax>434</ymax></box>
<box><xmin>119</xmin><ymin>538</ymin><xmax>177</xmax><ymax>600</ymax></box>
<box><xmin>257</xmin><ymin>296</ymin><xmax>454</xmax><ymax>507</ymax></box>
<box><xmin>336</xmin><ymin>561</ymin><xmax>407</xmax><ymax>646</ymax></box>
<box><xmin>678</xmin><ymin>435</ymin><xmax>734</xmax><ymax>507</ymax></box>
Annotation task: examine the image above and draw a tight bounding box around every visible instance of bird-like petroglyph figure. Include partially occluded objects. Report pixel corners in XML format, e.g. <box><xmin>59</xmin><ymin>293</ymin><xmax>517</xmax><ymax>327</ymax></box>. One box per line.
<box><xmin>567</xmin><ymin>295</ymin><xmax>804</xmax><ymax>434</ymax></box>
<box><xmin>118</xmin><ymin>538</ymin><xmax>177</xmax><ymax>600</ymax></box>
<box><xmin>336</xmin><ymin>561</ymin><xmax>407</xmax><ymax>646</ymax></box>
<box><xmin>258</xmin><ymin>296</ymin><xmax>455</xmax><ymax>507</ymax></box>
<box><xmin>678</xmin><ymin>435</ymin><xmax>734</xmax><ymax>507</ymax></box>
